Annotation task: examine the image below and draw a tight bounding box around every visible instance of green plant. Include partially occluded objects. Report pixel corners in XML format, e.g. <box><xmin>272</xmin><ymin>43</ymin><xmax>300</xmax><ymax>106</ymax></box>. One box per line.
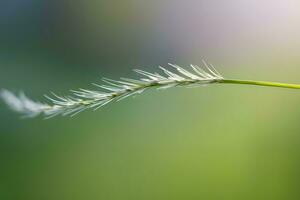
<box><xmin>1</xmin><ymin>63</ymin><xmax>300</xmax><ymax>118</ymax></box>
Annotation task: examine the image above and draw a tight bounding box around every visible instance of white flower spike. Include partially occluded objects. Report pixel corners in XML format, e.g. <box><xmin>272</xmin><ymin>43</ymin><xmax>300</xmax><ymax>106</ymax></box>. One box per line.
<box><xmin>1</xmin><ymin>63</ymin><xmax>223</xmax><ymax>118</ymax></box>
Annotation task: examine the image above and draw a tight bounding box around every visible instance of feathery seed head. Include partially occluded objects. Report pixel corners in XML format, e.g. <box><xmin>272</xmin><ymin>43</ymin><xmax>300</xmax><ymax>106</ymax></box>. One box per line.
<box><xmin>1</xmin><ymin>63</ymin><xmax>223</xmax><ymax>118</ymax></box>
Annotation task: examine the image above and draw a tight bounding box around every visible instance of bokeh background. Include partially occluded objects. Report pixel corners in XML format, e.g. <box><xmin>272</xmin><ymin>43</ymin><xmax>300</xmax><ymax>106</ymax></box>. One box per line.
<box><xmin>1</xmin><ymin>0</ymin><xmax>300</xmax><ymax>199</ymax></box>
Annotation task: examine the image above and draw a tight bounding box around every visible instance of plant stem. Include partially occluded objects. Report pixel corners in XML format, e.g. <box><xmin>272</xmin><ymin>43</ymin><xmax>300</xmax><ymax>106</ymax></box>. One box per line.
<box><xmin>219</xmin><ymin>79</ymin><xmax>300</xmax><ymax>89</ymax></box>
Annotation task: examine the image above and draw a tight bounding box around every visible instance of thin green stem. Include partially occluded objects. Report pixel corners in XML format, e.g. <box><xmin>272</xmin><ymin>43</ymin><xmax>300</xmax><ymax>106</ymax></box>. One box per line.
<box><xmin>218</xmin><ymin>79</ymin><xmax>300</xmax><ymax>89</ymax></box>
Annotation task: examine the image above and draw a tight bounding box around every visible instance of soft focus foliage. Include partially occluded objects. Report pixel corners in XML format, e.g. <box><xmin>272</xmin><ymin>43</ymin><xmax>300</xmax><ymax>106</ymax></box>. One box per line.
<box><xmin>1</xmin><ymin>1</ymin><xmax>300</xmax><ymax>200</ymax></box>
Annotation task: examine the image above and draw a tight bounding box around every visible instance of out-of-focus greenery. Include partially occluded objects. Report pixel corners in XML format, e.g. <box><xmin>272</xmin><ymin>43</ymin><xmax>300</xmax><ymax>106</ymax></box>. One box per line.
<box><xmin>1</xmin><ymin>1</ymin><xmax>300</xmax><ymax>199</ymax></box>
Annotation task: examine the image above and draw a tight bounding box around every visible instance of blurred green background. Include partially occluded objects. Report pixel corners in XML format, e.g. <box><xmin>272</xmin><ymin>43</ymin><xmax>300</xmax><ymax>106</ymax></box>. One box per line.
<box><xmin>1</xmin><ymin>0</ymin><xmax>300</xmax><ymax>199</ymax></box>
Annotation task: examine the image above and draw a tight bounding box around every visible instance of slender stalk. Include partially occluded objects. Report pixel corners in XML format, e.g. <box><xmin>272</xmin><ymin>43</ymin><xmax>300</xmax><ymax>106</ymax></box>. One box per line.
<box><xmin>218</xmin><ymin>79</ymin><xmax>300</xmax><ymax>89</ymax></box>
<box><xmin>2</xmin><ymin>63</ymin><xmax>300</xmax><ymax>118</ymax></box>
